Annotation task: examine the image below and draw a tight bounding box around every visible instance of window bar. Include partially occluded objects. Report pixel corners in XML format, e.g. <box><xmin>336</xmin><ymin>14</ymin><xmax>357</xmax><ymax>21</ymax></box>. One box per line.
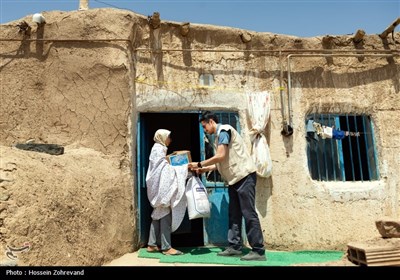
<box><xmin>210</xmin><ymin>134</ymin><xmax>218</xmax><ymax>186</ymax></box>
<box><xmin>324</xmin><ymin>115</ymin><xmax>330</xmax><ymax>181</ymax></box>
<box><xmin>335</xmin><ymin>117</ymin><xmax>345</xmax><ymax>181</ymax></box>
<box><xmin>200</xmin><ymin>123</ymin><xmax>212</xmax><ymax>187</ymax></box>
<box><xmin>323</xmin><ymin>137</ymin><xmax>329</xmax><ymax>181</ymax></box>
<box><xmin>306</xmin><ymin>126</ymin><xmax>313</xmax><ymax>179</ymax></box>
<box><xmin>370</xmin><ymin>117</ymin><xmax>380</xmax><ymax>179</ymax></box>
<box><xmin>320</xmin><ymin>114</ymin><xmax>329</xmax><ymax>181</ymax></box>
<box><xmin>228</xmin><ymin>113</ymin><xmax>233</xmax><ymax>128</ymax></box>
<box><xmin>346</xmin><ymin>114</ymin><xmax>355</xmax><ymax>181</ymax></box>
<box><xmin>361</xmin><ymin>116</ymin><xmax>371</xmax><ymax>180</ymax></box>
<box><xmin>326</xmin><ymin>115</ymin><xmax>331</xmax><ymax>178</ymax></box>
<box><xmin>354</xmin><ymin>115</ymin><xmax>364</xmax><ymax>181</ymax></box>
<box><xmin>328</xmin><ymin>114</ymin><xmax>337</xmax><ymax>181</ymax></box>
<box><xmin>234</xmin><ymin>113</ymin><xmax>240</xmax><ymax>133</ymax></box>
<box><xmin>316</xmin><ymin>114</ymin><xmax>322</xmax><ymax>181</ymax></box>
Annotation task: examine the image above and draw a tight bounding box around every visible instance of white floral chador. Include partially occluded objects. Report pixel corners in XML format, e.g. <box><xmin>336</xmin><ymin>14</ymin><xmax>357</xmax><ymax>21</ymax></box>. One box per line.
<box><xmin>146</xmin><ymin>130</ymin><xmax>188</xmax><ymax>232</ymax></box>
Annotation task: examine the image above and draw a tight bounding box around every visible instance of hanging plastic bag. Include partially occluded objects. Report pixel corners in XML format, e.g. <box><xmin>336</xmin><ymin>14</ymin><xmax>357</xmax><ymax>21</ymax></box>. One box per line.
<box><xmin>251</xmin><ymin>134</ymin><xmax>273</xmax><ymax>178</ymax></box>
<box><xmin>185</xmin><ymin>175</ymin><xmax>210</xmax><ymax>220</ymax></box>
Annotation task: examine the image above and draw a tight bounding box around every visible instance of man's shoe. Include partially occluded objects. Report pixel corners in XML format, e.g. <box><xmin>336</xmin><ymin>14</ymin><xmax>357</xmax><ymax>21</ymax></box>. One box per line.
<box><xmin>240</xmin><ymin>251</ymin><xmax>266</xmax><ymax>261</ymax></box>
<box><xmin>217</xmin><ymin>247</ymin><xmax>242</xmax><ymax>257</ymax></box>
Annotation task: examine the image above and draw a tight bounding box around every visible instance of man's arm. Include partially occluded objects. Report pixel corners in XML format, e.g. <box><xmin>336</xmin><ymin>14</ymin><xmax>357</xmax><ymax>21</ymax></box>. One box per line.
<box><xmin>188</xmin><ymin>144</ymin><xmax>227</xmax><ymax>170</ymax></box>
<box><xmin>189</xmin><ymin>129</ymin><xmax>230</xmax><ymax>170</ymax></box>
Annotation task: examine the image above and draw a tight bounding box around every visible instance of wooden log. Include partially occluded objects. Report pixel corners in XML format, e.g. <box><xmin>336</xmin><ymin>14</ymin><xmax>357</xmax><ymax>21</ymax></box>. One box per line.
<box><xmin>353</xmin><ymin>29</ymin><xmax>365</xmax><ymax>43</ymax></box>
<box><xmin>148</xmin><ymin>12</ymin><xmax>161</xmax><ymax>29</ymax></box>
<box><xmin>379</xmin><ymin>17</ymin><xmax>400</xmax><ymax>39</ymax></box>
<box><xmin>180</xmin><ymin>22</ymin><xmax>190</xmax><ymax>37</ymax></box>
<box><xmin>240</xmin><ymin>32</ymin><xmax>252</xmax><ymax>43</ymax></box>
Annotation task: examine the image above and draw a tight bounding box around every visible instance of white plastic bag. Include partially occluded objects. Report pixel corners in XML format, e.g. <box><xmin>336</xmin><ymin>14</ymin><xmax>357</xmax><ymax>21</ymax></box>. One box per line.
<box><xmin>251</xmin><ymin>134</ymin><xmax>273</xmax><ymax>178</ymax></box>
<box><xmin>185</xmin><ymin>176</ymin><xmax>210</xmax><ymax>220</ymax></box>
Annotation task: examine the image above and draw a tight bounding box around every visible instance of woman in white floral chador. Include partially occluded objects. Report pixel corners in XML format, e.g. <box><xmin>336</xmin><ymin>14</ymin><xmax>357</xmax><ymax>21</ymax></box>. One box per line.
<box><xmin>146</xmin><ymin>129</ymin><xmax>188</xmax><ymax>255</ymax></box>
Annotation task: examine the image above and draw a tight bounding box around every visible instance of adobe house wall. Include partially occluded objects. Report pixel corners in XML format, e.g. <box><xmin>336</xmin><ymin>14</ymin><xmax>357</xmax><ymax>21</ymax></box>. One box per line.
<box><xmin>0</xmin><ymin>9</ymin><xmax>138</xmax><ymax>265</ymax></box>
<box><xmin>0</xmin><ymin>8</ymin><xmax>398</xmax><ymax>264</ymax></box>
<box><xmin>134</xmin><ymin>14</ymin><xmax>400</xmax><ymax>250</ymax></box>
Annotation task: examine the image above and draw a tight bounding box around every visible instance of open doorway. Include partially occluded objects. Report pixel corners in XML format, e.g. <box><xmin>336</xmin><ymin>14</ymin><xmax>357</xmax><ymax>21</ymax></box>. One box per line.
<box><xmin>137</xmin><ymin>112</ymin><xmax>204</xmax><ymax>248</ymax></box>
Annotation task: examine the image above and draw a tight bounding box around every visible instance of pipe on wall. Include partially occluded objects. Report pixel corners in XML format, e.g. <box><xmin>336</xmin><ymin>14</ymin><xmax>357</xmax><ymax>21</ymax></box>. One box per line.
<box><xmin>279</xmin><ymin>51</ymin><xmax>293</xmax><ymax>136</ymax></box>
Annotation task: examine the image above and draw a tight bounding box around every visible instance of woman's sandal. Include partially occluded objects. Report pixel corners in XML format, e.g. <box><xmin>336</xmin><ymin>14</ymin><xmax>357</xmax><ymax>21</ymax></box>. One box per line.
<box><xmin>146</xmin><ymin>246</ymin><xmax>161</xmax><ymax>253</ymax></box>
<box><xmin>162</xmin><ymin>248</ymin><xmax>184</xmax><ymax>256</ymax></box>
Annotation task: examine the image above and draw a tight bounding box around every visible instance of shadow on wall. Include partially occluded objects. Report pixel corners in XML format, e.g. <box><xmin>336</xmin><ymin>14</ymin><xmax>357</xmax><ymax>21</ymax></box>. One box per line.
<box><xmin>256</xmin><ymin>176</ymin><xmax>272</xmax><ymax>218</ymax></box>
<box><xmin>293</xmin><ymin>63</ymin><xmax>399</xmax><ymax>93</ymax></box>
<box><xmin>149</xmin><ymin>27</ymin><xmax>164</xmax><ymax>83</ymax></box>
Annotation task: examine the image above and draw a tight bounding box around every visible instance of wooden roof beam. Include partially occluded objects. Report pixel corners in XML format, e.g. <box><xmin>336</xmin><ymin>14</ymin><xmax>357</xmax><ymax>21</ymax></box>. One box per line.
<box><xmin>353</xmin><ymin>29</ymin><xmax>365</xmax><ymax>44</ymax></box>
<box><xmin>379</xmin><ymin>17</ymin><xmax>400</xmax><ymax>39</ymax></box>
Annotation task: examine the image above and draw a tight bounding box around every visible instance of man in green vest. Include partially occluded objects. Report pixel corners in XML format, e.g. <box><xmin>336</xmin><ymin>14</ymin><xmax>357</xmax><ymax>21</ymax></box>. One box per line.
<box><xmin>188</xmin><ymin>111</ymin><xmax>266</xmax><ymax>261</ymax></box>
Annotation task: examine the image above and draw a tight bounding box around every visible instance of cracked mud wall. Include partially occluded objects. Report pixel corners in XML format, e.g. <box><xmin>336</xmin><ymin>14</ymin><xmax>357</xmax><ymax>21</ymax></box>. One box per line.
<box><xmin>0</xmin><ymin>10</ymin><xmax>137</xmax><ymax>155</ymax></box>
<box><xmin>0</xmin><ymin>9</ymin><xmax>141</xmax><ymax>265</ymax></box>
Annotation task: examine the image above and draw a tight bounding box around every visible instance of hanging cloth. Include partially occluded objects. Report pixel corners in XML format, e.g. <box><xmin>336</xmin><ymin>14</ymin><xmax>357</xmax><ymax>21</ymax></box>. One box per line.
<box><xmin>322</xmin><ymin>126</ymin><xmax>333</xmax><ymax>139</ymax></box>
<box><xmin>246</xmin><ymin>91</ymin><xmax>272</xmax><ymax>178</ymax></box>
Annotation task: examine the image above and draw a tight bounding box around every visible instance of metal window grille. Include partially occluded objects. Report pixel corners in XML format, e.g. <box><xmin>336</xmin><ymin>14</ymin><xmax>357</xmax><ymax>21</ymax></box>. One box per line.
<box><xmin>306</xmin><ymin>114</ymin><xmax>379</xmax><ymax>182</ymax></box>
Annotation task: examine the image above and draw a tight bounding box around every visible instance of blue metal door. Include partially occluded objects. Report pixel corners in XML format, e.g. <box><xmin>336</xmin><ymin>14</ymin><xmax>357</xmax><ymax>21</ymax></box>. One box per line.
<box><xmin>200</xmin><ymin>112</ymin><xmax>239</xmax><ymax>246</ymax></box>
<box><xmin>137</xmin><ymin>112</ymin><xmax>239</xmax><ymax>247</ymax></box>
<box><xmin>136</xmin><ymin>115</ymin><xmax>152</xmax><ymax>246</ymax></box>
<box><xmin>137</xmin><ymin>112</ymin><xmax>203</xmax><ymax>247</ymax></box>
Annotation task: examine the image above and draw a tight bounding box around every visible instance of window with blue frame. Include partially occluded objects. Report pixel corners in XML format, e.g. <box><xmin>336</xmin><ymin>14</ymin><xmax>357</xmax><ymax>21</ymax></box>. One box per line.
<box><xmin>306</xmin><ymin>114</ymin><xmax>379</xmax><ymax>182</ymax></box>
<box><xmin>201</xmin><ymin>112</ymin><xmax>239</xmax><ymax>187</ymax></box>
